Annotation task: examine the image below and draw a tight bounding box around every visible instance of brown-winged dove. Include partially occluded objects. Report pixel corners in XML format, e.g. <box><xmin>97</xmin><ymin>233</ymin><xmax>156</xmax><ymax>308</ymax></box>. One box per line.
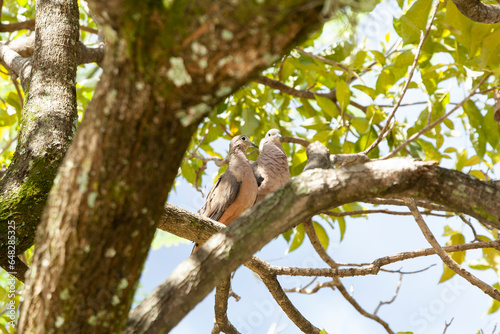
<box><xmin>193</xmin><ymin>134</ymin><xmax>259</xmax><ymax>252</ymax></box>
<box><xmin>252</xmin><ymin>129</ymin><xmax>290</xmax><ymax>202</ymax></box>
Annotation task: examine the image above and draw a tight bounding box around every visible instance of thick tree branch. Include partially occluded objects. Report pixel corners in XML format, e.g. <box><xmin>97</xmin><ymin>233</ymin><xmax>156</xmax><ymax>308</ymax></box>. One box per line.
<box><xmin>127</xmin><ymin>158</ymin><xmax>500</xmax><ymax>332</ymax></box>
<box><xmin>404</xmin><ymin>198</ymin><xmax>500</xmax><ymax>301</ymax></box>
<box><xmin>0</xmin><ymin>19</ymin><xmax>35</xmax><ymax>32</ymax></box>
<box><xmin>160</xmin><ymin>202</ymin><xmax>500</xmax><ymax>279</ymax></box>
<box><xmin>451</xmin><ymin>0</ymin><xmax>500</xmax><ymax>23</ymax></box>
<box><xmin>0</xmin><ymin>43</ymin><xmax>32</xmax><ymax>89</ymax></box>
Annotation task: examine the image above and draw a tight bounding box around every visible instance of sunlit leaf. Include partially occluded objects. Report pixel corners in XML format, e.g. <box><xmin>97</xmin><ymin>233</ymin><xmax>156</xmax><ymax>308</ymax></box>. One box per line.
<box><xmin>288</xmin><ymin>223</ymin><xmax>305</xmax><ymax>253</ymax></box>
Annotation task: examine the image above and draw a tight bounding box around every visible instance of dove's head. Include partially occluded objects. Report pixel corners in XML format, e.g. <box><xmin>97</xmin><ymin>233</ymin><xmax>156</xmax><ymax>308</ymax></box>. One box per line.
<box><xmin>229</xmin><ymin>134</ymin><xmax>258</xmax><ymax>154</ymax></box>
<box><xmin>260</xmin><ymin>129</ymin><xmax>282</xmax><ymax>151</ymax></box>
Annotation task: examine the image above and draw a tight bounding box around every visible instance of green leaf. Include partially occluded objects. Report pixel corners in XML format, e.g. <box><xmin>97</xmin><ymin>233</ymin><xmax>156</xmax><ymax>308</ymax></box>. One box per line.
<box><xmin>151</xmin><ymin>230</ymin><xmax>190</xmax><ymax>250</ymax></box>
<box><xmin>302</xmin><ymin>115</ymin><xmax>330</xmax><ymax>131</ymax></box>
<box><xmin>376</xmin><ymin>68</ymin><xmax>396</xmax><ymax>95</ymax></box>
<box><xmin>467</xmin><ymin>258</ymin><xmax>491</xmax><ymax>271</ymax></box>
<box><xmin>336</xmin><ymin>79</ymin><xmax>350</xmax><ymax>111</ymax></box>
<box><xmin>351</xmin><ymin>118</ymin><xmax>369</xmax><ymax>134</ymax></box>
<box><xmin>371</xmin><ymin>50</ymin><xmax>386</xmax><ymax>65</ymax></box>
<box><xmin>487</xmin><ymin>283</ymin><xmax>500</xmax><ymax>314</ymax></box>
<box><xmin>395</xmin><ymin>51</ymin><xmax>415</xmax><ymax>68</ymax></box>
<box><xmin>298</xmin><ymin>98</ymin><xmax>317</xmax><ymax>118</ymax></box>
<box><xmin>469</xmin><ymin>170</ymin><xmax>486</xmax><ymax>180</ymax></box>
<box><xmin>439</xmin><ymin>264</ymin><xmax>456</xmax><ymax>283</ymax></box>
<box><xmin>315</xmin><ymin>95</ymin><xmax>338</xmax><ymax>118</ymax></box>
<box><xmin>240</xmin><ymin>109</ymin><xmax>260</xmax><ymax>136</ymax></box>
<box><xmin>400</xmin><ymin>0</ymin><xmax>433</xmax><ymax>45</ymax></box>
<box><xmin>280</xmin><ymin>58</ymin><xmax>295</xmax><ymax>81</ymax></box>
<box><xmin>439</xmin><ymin>233</ymin><xmax>465</xmax><ymax>283</ymax></box>
<box><xmin>408</xmin><ymin>141</ymin><xmax>425</xmax><ymax>159</ymax></box>
<box><xmin>455</xmin><ymin>149</ymin><xmax>468</xmax><ymax>171</ymax></box>
<box><xmin>337</xmin><ymin>216</ymin><xmax>346</xmax><ymax>241</ymax></box>
<box><xmin>288</xmin><ymin>223</ymin><xmax>305</xmax><ymax>253</ymax></box>
<box><xmin>282</xmin><ymin>229</ymin><xmax>293</xmax><ymax>243</ymax></box>
<box><xmin>465</xmin><ymin>155</ymin><xmax>480</xmax><ymax>166</ymax></box>
<box><xmin>353</xmin><ymin>84</ymin><xmax>377</xmax><ymax>99</ymax></box>
<box><xmin>180</xmin><ymin>159</ymin><xmax>198</xmax><ymax>185</ymax></box>
<box><xmin>313</xmin><ymin>221</ymin><xmax>329</xmax><ymax>250</ymax></box>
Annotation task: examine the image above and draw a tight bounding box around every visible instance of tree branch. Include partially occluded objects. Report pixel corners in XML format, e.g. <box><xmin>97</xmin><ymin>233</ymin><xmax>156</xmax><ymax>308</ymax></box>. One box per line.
<box><xmin>256</xmin><ymin>271</ymin><xmax>321</xmax><ymax>334</ymax></box>
<box><xmin>0</xmin><ymin>19</ymin><xmax>34</xmax><ymax>32</ymax></box>
<box><xmin>382</xmin><ymin>73</ymin><xmax>492</xmax><ymax>160</ymax></box>
<box><xmin>451</xmin><ymin>0</ymin><xmax>500</xmax><ymax>23</ymax></box>
<box><xmin>363</xmin><ymin>1</ymin><xmax>440</xmax><ymax>155</ymax></box>
<box><xmin>253</xmin><ymin>76</ymin><xmax>368</xmax><ymax>113</ymax></box>
<box><xmin>303</xmin><ymin>219</ymin><xmax>394</xmax><ymax>334</ymax></box>
<box><xmin>213</xmin><ymin>278</ymin><xmax>240</xmax><ymax>334</ymax></box>
<box><xmin>159</xmin><ymin>202</ymin><xmax>500</xmax><ymax>279</ymax></box>
<box><xmin>404</xmin><ymin>197</ymin><xmax>500</xmax><ymax>301</ymax></box>
<box><xmin>26</xmin><ymin>1</ymin><xmax>330</xmax><ymax>332</ymax></box>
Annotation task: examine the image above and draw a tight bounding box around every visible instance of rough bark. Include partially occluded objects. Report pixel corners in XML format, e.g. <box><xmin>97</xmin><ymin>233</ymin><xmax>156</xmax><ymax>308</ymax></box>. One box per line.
<box><xmin>19</xmin><ymin>1</ymin><xmax>333</xmax><ymax>333</ymax></box>
<box><xmin>451</xmin><ymin>0</ymin><xmax>500</xmax><ymax>23</ymax></box>
<box><xmin>127</xmin><ymin>159</ymin><xmax>500</xmax><ymax>332</ymax></box>
<box><xmin>0</xmin><ymin>33</ymin><xmax>104</xmax><ymax>277</ymax></box>
<box><xmin>0</xmin><ymin>0</ymin><xmax>79</xmax><ymax>276</ymax></box>
<box><xmin>130</xmin><ymin>158</ymin><xmax>500</xmax><ymax>332</ymax></box>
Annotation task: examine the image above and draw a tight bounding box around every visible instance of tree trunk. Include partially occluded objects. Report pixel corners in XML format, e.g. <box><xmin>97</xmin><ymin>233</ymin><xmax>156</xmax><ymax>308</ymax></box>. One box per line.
<box><xmin>19</xmin><ymin>1</ymin><xmax>328</xmax><ymax>332</ymax></box>
<box><xmin>0</xmin><ymin>0</ymin><xmax>79</xmax><ymax>279</ymax></box>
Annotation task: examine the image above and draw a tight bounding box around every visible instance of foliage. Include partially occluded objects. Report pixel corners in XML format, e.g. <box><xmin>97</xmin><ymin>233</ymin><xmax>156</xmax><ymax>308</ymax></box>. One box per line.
<box><xmin>176</xmin><ymin>0</ymin><xmax>500</xmax><ymax>319</ymax></box>
<box><xmin>1</xmin><ymin>0</ymin><xmax>500</xmax><ymax>332</ymax></box>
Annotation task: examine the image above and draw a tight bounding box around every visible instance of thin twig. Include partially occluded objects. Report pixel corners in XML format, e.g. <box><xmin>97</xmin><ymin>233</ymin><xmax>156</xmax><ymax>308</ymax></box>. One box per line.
<box><xmin>374</xmin><ymin>274</ymin><xmax>403</xmax><ymax>315</ymax></box>
<box><xmin>0</xmin><ymin>134</ymin><xmax>18</xmax><ymax>156</ymax></box>
<box><xmin>404</xmin><ymin>197</ymin><xmax>500</xmax><ymax>302</ymax></box>
<box><xmin>320</xmin><ymin>209</ymin><xmax>453</xmax><ymax>218</ymax></box>
<box><xmin>459</xmin><ymin>215</ymin><xmax>480</xmax><ymax>241</ymax></box>
<box><xmin>363</xmin><ymin>1</ymin><xmax>440</xmax><ymax>155</ymax></box>
<box><xmin>363</xmin><ymin>198</ymin><xmax>451</xmax><ymax>212</ymax></box>
<box><xmin>253</xmin><ymin>76</ymin><xmax>368</xmax><ymax>113</ymax></box>
<box><xmin>443</xmin><ymin>317</ymin><xmax>454</xmax><ymax>334</ymax></box>
<box><xmin>249</xmin><ymin>240</ymin><xmax>499</xmax><ymax>279</ymax></box>
<box><xmin>381</xmin><ymin>73</ymin><xmax>492</xmax><ymax>159</ymax></box>
<box><xmin>283</xmin><ymin>280</ymin><xmax>335</xmax><ymax>294</ymax></box>
<box><xmin>380</xmin><ymin>264</ymin><xmax>436</xmax><ymax>275</ymax></box>
<box><xmin>303</xmin><ymin>220</ymin><xmax>394</xmax><ymax>334</ymax></box>
<box><xmin>296</xmin><ymin>47</ymin><xmax>363</xmax><ymax>82</ymax></box>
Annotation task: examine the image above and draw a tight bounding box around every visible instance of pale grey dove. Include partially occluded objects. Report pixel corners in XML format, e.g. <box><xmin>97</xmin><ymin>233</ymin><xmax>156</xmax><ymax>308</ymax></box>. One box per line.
<box><xmin>252</xmin><ymin>129</ymin><xmax>290</xmax><ymax>202</ymax></box>
<box><xmin>193</xmin><ymin>134</ymin><xmax>258</xmax><ymax>252</ymax></box>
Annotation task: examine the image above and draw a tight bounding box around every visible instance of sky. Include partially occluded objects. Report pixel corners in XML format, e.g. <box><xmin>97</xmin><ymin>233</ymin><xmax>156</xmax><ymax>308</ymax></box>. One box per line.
<box><xmin>135</xmin><ymin>1</ymin><xmax>500</xmax><ymax>333</ymax></box>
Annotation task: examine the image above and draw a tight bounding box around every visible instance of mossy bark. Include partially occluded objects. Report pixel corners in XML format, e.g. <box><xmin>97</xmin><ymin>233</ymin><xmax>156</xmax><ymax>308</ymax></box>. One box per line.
<box><xmin>18</xmin><ymin>1</ymin><xmax>329</xmax><ymax>333</ymax></box>
<box><xmin>0</xmin><ymin>0</ymin><xmax>79</xmax><ymax>280</ymax></box>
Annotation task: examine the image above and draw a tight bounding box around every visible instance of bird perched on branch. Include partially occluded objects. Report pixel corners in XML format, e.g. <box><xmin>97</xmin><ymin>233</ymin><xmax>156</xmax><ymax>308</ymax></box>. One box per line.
<box><xmin>252</xmin><ymin>129</ymin><xmax>290</xmax><ymax>202</ymax></box>
<box><xmin>193</xmin><ymin>134</ymin><xmax>259</xmax><ymax>253</ymax></box>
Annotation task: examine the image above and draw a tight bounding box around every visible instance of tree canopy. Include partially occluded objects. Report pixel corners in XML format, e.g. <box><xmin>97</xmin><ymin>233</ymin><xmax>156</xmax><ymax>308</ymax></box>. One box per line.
<box><xmin>1</xmin><ymin>0</ymin><xmax>500</xmax><ymax>333</ymax></box>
